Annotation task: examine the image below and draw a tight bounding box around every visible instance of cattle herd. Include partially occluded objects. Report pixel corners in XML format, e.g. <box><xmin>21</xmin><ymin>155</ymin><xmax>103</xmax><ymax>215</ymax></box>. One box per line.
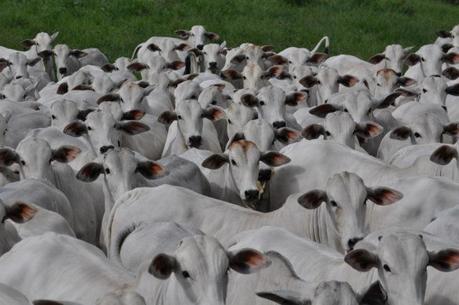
<box><xmin>0</xmin><ymin>23</ymin><xmax>458</xmax><ymax>305</ymax></box>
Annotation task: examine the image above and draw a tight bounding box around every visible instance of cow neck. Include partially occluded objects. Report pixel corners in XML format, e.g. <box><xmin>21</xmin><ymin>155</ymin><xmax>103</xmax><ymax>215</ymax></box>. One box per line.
<box><xmin>81</xmin><ymin>133</ymin><xmax>98</xmax><ymax>157</ymax></box>
<box><xmin>224</xmin><ymin>164</ymin><xmax>241</xmax><ymax>204</ymax></box>
<box><xmin>0</xmin><ymin>223</ymin><xmax>19</xmax><ymax>255</ymax></box>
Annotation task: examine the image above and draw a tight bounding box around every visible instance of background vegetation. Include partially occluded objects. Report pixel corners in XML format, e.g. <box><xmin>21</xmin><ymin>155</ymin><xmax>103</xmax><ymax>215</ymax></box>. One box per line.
<box><xmin>1</xmin><ymin>0</ymin><xmax>458</xmax><ymax>61</ymax></box>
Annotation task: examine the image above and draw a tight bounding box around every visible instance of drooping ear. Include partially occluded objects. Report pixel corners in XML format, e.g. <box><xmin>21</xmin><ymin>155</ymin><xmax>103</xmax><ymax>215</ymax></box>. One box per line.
<box><xmin>37</xmin><ymin>50</ymin><xmax>55</xmax><ymax>59</ymax></box>
<box><xmin>404</xmin><ymin>54</ymin><xmax>422</xmax><ymax>66</ymax></box>
<box><xmin>260</xmin><ymin>152</ymin><xmax>291</xmax><ymax>167</ymax></box>
<box><xmin>338</xmin><ymin>75</ymin><xmax>359</xmax><ymax>87</ymax></box>
<box><xmin>366</xmin><ymin>187</ymin><xmax>403</xmax><ymax>206</ymax></box>
<box><xmin>76</xmin><ymin>162</ymin><xmax>104</xmax><ymax>182</ymax></box>
<box><xmin>443</xmin><ymin>67</ymin><xmax>459</xmax><ymax>80</ymax></box>
<box><xmin>368</xmin><ymin>54</ymin><xmax>387</xmax><ymax>64</ymax></box>
<box><xmin>229</xmin><ymin>248</ymin><xmax>271</xmax><ymax>274</ymax></box>
<box><xmin>430</xmin><ymin>145</ymin><xmax>458</xmax><ymax>165</ymax></box>
<box><xmin>149</xmin><ymin>254</ymin><xmax>177</xmax><ymax>279</ymax></box>
<box><xmin>396</xmin><ymin>77</ymin><xmax>417</xmax><ymax>87</ymax></box>
<box><xmin>285</xmin><ymin>92</ymin><xmax>306</xmax><ymax>106</ymax></box>
<box><xmin>437</xmin><ymin>30</ymin><xmax>453</xmax><ymax>38</ymax></box>
<box><xmin>377</xmin><ymin>92</ymin><xmax>401</xmax><ymax>109</ymax></box>
<box><xmin>21</xmin><ymin>39</ymin><xmax>37</xmax><ymax>50</ymax></box>
<box><xmin>202</xmin><ymin>106</ymin><xmax>225</xmax><ymax>121</ymax></box>
<box><xmin>230</xmin><ymin>54</ymin><xmax>247</xmax><ymax>64</ymax></box>
<box><xmin>299</xmin><ymin>75</ymin><xmax>320</xmax><ymax>88</ymax></box>
<box><xmin>446</xmin><ymin>84</ymin><xmax>459</xmax><ymax>96</ymax></box>
<box><xmin>176</xmin><ymin>30</ymin><xmax>191</xmax><ymax>40</ymax></box>
<box><xmin>275</xmin><ymin>128</ymin><xmax>301</xmax><ymax>144</ymax></box>
<box><xmin>429</xmin><ymin>249</ymin><xmax>459</xmax><ymax>272</ymax></box>
<box><xmin>443</xmin><ymin>123</ymin><xmax>459</xmax><ymax>136</ymax></box>
<box><xmin>115</xmin><ymin>121</ymin><xmax>150</xmax><ymax>135</ymax></box>
<box><xmin>56</xmin><ymin>82</ymin><xmax>69</xmax><ymax>95</ymax></box>
<box><xmin>27</xmin><ymin>58</ymin><xmax>41</xmax><ymax>67</ymax></box>
<box><xmin>121</xmin><ymin>110</ymin><xmax>145</xmax><ymax>121</ymax></box>
<box><xmin>256</xmin><ymin>290</ymin><xmax>307</xmax><ymax>305</ymax></box>
<box><xmin>345</xmin><ymin>249</ymin><xmax>380</xmax><ymax>272</ymax></box>
<box><xmin>136</xmin><ymin>161</ymin><xmax>166</xmax><ymax>179</ymax></box>
<box><xmin>306</xmin><ymin>52</ymin><xmax>328</xmax><ymax>64</ymax></box>
<box><xmin>50</xmin><ymin>31</ymin><xmax>59</xmax><ymax>42</ymax></box>
<box><xmin>0</xmin><ymin>148</ymin><xmax>20</xmax><ymax>166</ymax></box>
<box><xmin>205</xmin><ymin>32</ymin><xmax>220</xmax><ymax>41</ymax></box>
<box><xmin>394</xmin><ymin>87</ymin><xmax>419</xmax><ymax>98</ymax></box>
<box><xmin>221</xmin><ymin>69</ymin><xmax>243</xmax><ymax>80</ymax></box>
<box><xmin>297</xmin><ymin>189</ymin><xmax>328</xmax><ymax>209</ymax></box>
<box><xmin>441</xmin><ymin>43</ymin><xmax>454</xmax><ymax>54</ymax></box>
<box><xmin>354</xmin><ymin>122</ymin><xmax>383</xmax><ymax>139</ymax></box>
<box><xmin>359</xmin><ymin>281</ymin><xmax>387</xmax><ymax>305</ymax></box>
<box><xmin>202</xmin><ymin>154</ymin><xmax>229</xmax><ymax>169</ymax></box>
<box><xmin>309</xmin><ymin>104</ymin><xmax>340</xmax><ymax>118</ymax></box>
<box><xmin>4</xmin><ymin>202</ymin><xmax>37</xmax><ymax>224</ymax></box>
<box><xmin>147</xmin><ymin>43</ymin><xmax>161</xmax><ymax>52</ymax></box>
<box><xmin>76</xmin><ymin>109</ymin><xmax>94</xmax><ymax>121</ymax></box>
<box><xmin>51</xmin><ymin>146</ymin><xmax>81</xmax><ymax>163</ymax></box>
<box><xmin>264</xmin><ymin>65</ymin><xmax>291</xmax><ymax>80</ymax></box>
<box><xmin>63</xmin><ymin>121</ymin><xmax>88</xmax><ymax>137</ymax></box>
<box><xmin>69</xmin><ymin>49</ymin><xmax>88</xmax><ymax>58</ymax></box>
<box><xmin>33</xmin><ymin>300</ymin><xmax>64</xmax><ymax>305</ymax></box>
<box><xmin>127</xmin><ymin>62</ymin><xmax>149</xmax><ymax>72</ymax></box>
<box><xmin>240</xmin><ymin>94</ymin><xmax>259</xmax><ymax>107</ymax></box>
<box><xmin>302</xmin><ymin>124</ymin><xmax>326</xmax><ymax>140</ymax></box>
<box><xmin>166</xmin><ymin>61</ymin><xmax>186</xmax><ymax>70</ymax></box>
<box><xmin>158</xmin><ymin>111</ymin><xmax>178</xmax><ymax>124</ymax></box>
<box><xmin>389</xmin><ymin>126</ymin><xmax>412</xmax><ymax>140</ymax></box>
<box><xmin>101</xmin><ymin>63</ymin><xmax>118</xmax><ymax>72</ymax></box>
<box><xmin>173</xmin><ymin>43</ymin><xmax>190</xmax><ymax>51</ymax></box>
<box><xmin>268</xmin><ymin>55</ymin><xmax>289</xmax><ymax>65</ymax></box>
<box><xmin>97</xmin><ymin>93</ymin><xmax>121</xmax><ymax>105</ymax></box>
<box><xmin>441</xmin><ymin>52</ymin><xmax>459</xmax><ymax>65</ymax></box>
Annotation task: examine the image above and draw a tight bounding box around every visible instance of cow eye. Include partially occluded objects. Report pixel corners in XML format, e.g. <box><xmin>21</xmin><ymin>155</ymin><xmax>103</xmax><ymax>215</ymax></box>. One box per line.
<box><xmin>421</xmin><ymin>57</ymin><xmax>426</xmax><ymax>62</ymax></box>
<box><xmin>182</xmin><ymin>271</ymin><xmax>191</xmax><ymax>279</ymax></box>
<box><xmin>228</xmin><ymin>119</ymin><xmax>232</xmax><ymax>124</ymax></box>
<box><xmin>51</xmin><ymin>115</ymin><xmax>56</xmax><ymax>119</ymax></box>
<box><xmin>242</xmin><ymin>76</ymin><xmax>247</xmax><ymax>80</ymax></box>
<box><xmin>231</xmin><ymin>159</ymin><xmax>237</xmax><ymax>166</ymax></box>
<box><xmin>288</xmin><ymin>60</ymin><xmax>292</xmax><ymax>64</ymax></box>
<box><xmin>343</xmin><ymin>108</ymin><xmax>348</xmax><ymax>113</ymax></box>
<box><xmin>177</xmin><ymin>115</ymin><xmax>183</xmax><ymax>120</ymax></box>
<box><xmin>422</xmin><ymin>89</ymin><xmax>427</xmax><ymax>93</ymax></box>
<box><xmin>117</xmin><ymin>140</ymin><xmax>121</xmax><ymax>147</ymax></box>
<box><xmin>259</xmin><ymin>101</ymin><xmax>265</xmax><ymax>106</ymax></box>
<box><xmin>211</xmin><ymin>100</ymin><xmax>217</xmax><ymax>105</ymax></box>
<box><xmin>330</xmin><ymin>200</ymin><xmax>338</xmax><ymax>207</ymax></box>
<box><xmin>383</xmin><ymin>264</ymin><xmax>391</xmax><ymax>272</ymax></box>
<box><xmin>325</xmin><ymin>131</ymin><xmax>331</xmax><ymax>136</ymax></box>
<box><xmin>20</xmin><ymin>160</ymin><xmax>26</xmax><ymax>166</ymax></box>
<box><xmin>87</xmin><ymin>126</ymin><xmax>93</xmax><ymax>131</ymax></box>
<box><xmin>293</xmin><ymin>76</ymin><xmax>297</xmax><ymax>79</ymax></box>
<box><xmin>105</xmin><ymin>168</ymin><xmax>111</xmax><ymax>174</ymax></box>
<box><xmin>376</xmin><ymin>83</ymin><xmax>381</xmax><ymax>87</ymax></box>
<box><xmin>414</xmin><ymin>132</ymin><xmax>421</xmax><ymax>138</ymax></box>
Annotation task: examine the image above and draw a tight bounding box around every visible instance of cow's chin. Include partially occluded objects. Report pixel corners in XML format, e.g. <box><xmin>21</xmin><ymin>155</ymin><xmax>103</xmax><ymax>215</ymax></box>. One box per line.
<box><xmin>242</xmin><ymin>198</ymin><xmax>259</xmax><ymax>210</ymax></box>
<box><xmin>188</xmin><ymin>142</ymin><xmax>202</xmax><ymax>149</ymax></box>
<box><xmin>209</xmin><ymin>66</ymin><xmax>219</xmax><ymax>74</ymax></box>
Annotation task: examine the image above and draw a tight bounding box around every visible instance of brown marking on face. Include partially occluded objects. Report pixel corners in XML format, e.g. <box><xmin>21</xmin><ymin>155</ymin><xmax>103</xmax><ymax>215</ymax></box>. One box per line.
<box><xmin>229</xmin><ymin>139</ymin><xmax>256</xmax><ymax>152</ymax></box>
<box><xmin>376</xmin><ymin>68</ymin><xmax>398</xmax><ymax>82</ymax></box>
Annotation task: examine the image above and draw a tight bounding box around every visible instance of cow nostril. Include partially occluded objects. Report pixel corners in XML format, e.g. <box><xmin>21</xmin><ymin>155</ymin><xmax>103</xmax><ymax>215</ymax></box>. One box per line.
<box><xmin>59</xmin><ymin>67</ymin><xmax>68</xmax><ymax>75</ymax></box>
<box><xmin>347</xmin><ymin>237</ymin><xmax>363</xmax><ymax>249</ymax></box>
<box><xmin>197</xmin><ymin>44</ymin><xmax>204</xmax><ymax>50</ymax></box>
<box><xmin>188</xmin><ymin>136</ymin><xmax>202</xmax><ymax>148</ymax></box>
<box><xmin>100</xmin><ymin>145</ymin><xmax>114</xmax><ymax>154</ymax></box>
<box><xmin>209</xmin><ymin>62</ymin><xmax>217</xmax><ymax>68</ymax></box>
<box><xmin>273</xmin><ymin>121</ymin><xmax>286</xmax><ymax>129</ymax></box>
<box><xmin>15</xmin><ymin>76</ymin><xmax>22</xmax><ymax>79</ymax></box>
<box><xmin>244</xmin><ymin>190</ymin><xmax>260</xmax><ymax>201</ymax></box>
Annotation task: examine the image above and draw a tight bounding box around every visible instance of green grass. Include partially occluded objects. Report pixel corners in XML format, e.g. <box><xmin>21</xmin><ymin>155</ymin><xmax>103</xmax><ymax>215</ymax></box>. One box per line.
<box><xmin>0</xmin><ymin>0</ymin><xmax>458</xmax><ymax>61</ymax></box>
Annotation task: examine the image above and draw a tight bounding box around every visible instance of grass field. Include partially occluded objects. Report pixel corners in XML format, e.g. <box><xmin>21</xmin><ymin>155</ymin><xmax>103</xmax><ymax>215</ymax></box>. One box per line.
<box><xmin>0</xmin><ymin>0</ymin><xmax>458</xmax><ymax>61</ymax></box>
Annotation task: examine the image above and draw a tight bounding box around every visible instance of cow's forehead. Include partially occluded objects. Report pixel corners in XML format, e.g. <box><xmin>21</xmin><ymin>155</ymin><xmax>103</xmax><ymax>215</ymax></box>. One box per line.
<box><xmin>229</xmin><ymin>140</ymin><xmax>257</xmax><ymax>153</ymax></box>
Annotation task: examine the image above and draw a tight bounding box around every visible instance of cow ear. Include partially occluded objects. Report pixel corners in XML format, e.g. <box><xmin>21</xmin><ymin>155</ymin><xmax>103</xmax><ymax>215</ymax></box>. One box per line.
<box><xmin>437</xmin><ymin>30</ymin><xmax>453</xmax><ymax>38</ymax></box>
<box><xmin>205</xmin><ymin>32</ymin><xmax>220</xmax><ymax>41</ymax></box>
<box><xmin>121</xmin><ymin>110</ymin><xmax>145</xmax><ymax>121</ymax></box>
<box><xmin>115</xmin><ymin>121</ymin><xmax>150</xmax><ymax>135</ymax></box>
<box><xmin>27</xmin><ymin>58</ymin><xmax>41</xmax><ymax>67</ymax></box>
<box><xmin>72</xmin><ymin>84</ymin><xmax>94</xmax><ymax>91</ymax></box>
<box><xmin>377</xmin><ymin>92</ymin><xmax>401</xmax><ymax>109</ymax></box>
<box><xmin>127</xmin><ymin>62</ymin><xmax>149</xmax><ymax>72</ymax></box>
<box><xmin>149</xmin><ymin>254</ymin><xmax>177</xmax><ymax>279</ymax></box>
<box><xmin>256</xmin><ymin>290</ymin><xmax>307</xmax><ymax>305</ymax></box>
<box><xmin>355</xmin><ymin>122</ymin><xmax>383</xmax><ymax>139</ymax></box>
<box><xmin>285</xmin><ymin>92</ymin><xmax>306</xmax><ymax>106</ymax></box>
<box><xmin>136</xmin><ymin>161</ymin><xmax>166</xmax><ymax>179</ymax></box>
<box><xmin>299</xmin><ymin>75</ymin><xmax>320</xmax><ymax>88</ymax></box>
<box><xmin>158</xmin><ymin>111</ymin><xmax>178</xmax><ymax>125</ymax></box>
<box><xmin>260</xmin><ymin>152</ymin><xmax>291</xmax><ymax>167</ymax></box>
<box><xmin>441</xmin><ymin>43</ymin><xmax>454</xmax><ymax>53</ymax></box>
<box><xmin>368</xmin><ymin>54</ymin><xmax>387</xmax><ymax>64</ymax></box>
<box><xmin>173</xmin><ymin>43</ymin><xmax>190</xmax><ymax>51</ymax></box>
<box><xmin>202</xmin><ymin>154</ymin><xmax>229</xmax><ymax>169</ymax></box>
<box><xmin>443</xmin><ymin>67</ymin><xmax>459</xmax><ymax>80</ymax></box>
<box><xmin>359</xmin><ymin>281</ymin><xmax>387</xmax><ymax>305</ymax></box>
<box><xmin>302</xmin><ymin>124</ymin><xmax>326</xmax><ymax>140</ymax></box>
<box><xmin>63</xmin><ymin>121</ymin><xmax>88</xmax><ymax>137</ymax></box>
<box><xmin>396</xmin><ymin>77</ymin><xmax>417</xmax><ymax>87</ymax></box>
<box><xmin>76</xmin><ymin>109</ymin><xmax>94</xmax><ymax>121</ymax></box>
<box><xmin>337</xmin><ymin>75</ymin><xmax>359</xmax><ymax>87</ymax></box>
<box><xmin>21</xmin><ymin>39</ymin><xmax>37</xmax><ymax>50</ymax></box>
<box><xmin>429</xmin><ymin>249</ymin><xmax>459</xmax><ymax>272</ymax></box>
<box><xmin>389</xmin><ymin>126</ymin><xmax>412</xmax><ymax>141</ymax></box>
<box><xmin>0</xmin><ymin>148</ymin><xmax>20</xmax><ymax>166</ymax></box>
<box><xmin>221</xmin><ymin>69</ymin><xmax>243</xmax><ymax>80</ymax></box>
<box><xmin>309</xmin><ymin>104</ymin><xmax>340</xmax><ymax>118</ymax></box>
<box><xmin>202</xmin><ymin>106</ymin><xmax>225</xmax><ymax>121</ymax></box>
<box><xmin>147</xmin><ymin>43</ymin><xmax>161</xmax><ymax>52</ymax></box>
<box><xmin>441</xmin><ymin>53</ymin><xmax>459</xmax><ymax>65</ymax></box>
<box><xmin>51</xmin><ymin>146</ymin><xmax>81</xmax><ymax>163</ymax></box>
<box><xmin>229</xmin><ymin>249</ymin><xmax>271</xmax><ymax>274</ymax></box>
<box><xmin>275</xmin><ymin>128</ymin><xmax>301</xmax><ymax>144</ymax></box>
<box><xmin>4</xmin><ymin>202</ymin><xmax>37</xmax><ymax>224</ymax></box>
<box><xmin>446</xmin><ymin>84</ymin><xmax>459</xmax><ymax>96</ymax></box>
<box><xmin>240</xmin><ymin>94</ymin><xmax>259</xmax><ymax>107</ymax></box>
<box><xmin>166</xmin><ymin>61</ymin><xmax>185</xmax><ymax>70</ymax></box>
<box><xmin>230</xmin><ymin>54</ymin><xmax>247</xmax><ymax>64</ymax></box>
<box><xmin>38</xmin><ymin>50</ymin><xmax>56</xmax><ymax>60</ymax></box>
<box><xmin>297</xmin><ymin>190</ymin><xmax>328</xmax><ymax>209</ymax></box>
<box><xmin>345</xmin><ymin>249</ymin><xmax>380</xmax><ymax>272</ymax></box>
<box><xmin>176</xmin><ymin>30</ymin><xmax>191</xmax><ymax>39</ymax></box>
<box><xmin>306</xmin><ymin>52</ymin><xmax>328</xmax><ymax>64</ymax></box>
<box><xmin>69</xmin><ymin>49</ymin><xmax>88</xmax><ymax>58</ymax></box>
<box><xmin>367</xmin><ymin>187</ymin><xmax>403</xmax><ymax>206</ymax></box>
<box><xmin>97</xmin><ymin>93</ymin><xmax>121</xmax><ymax>105</ymax></box>
<box><xmin>56</xmin><ymin>82</ymin><xmax>69</xmax><ymax>95</ymax></box>
<box><xmin>101</xmin><ymin>63</ymin><xmax>118</xmax><ymax>72</ymax></box>
<box><xmin>76</xmin><ymin>162</ymin><xmax>104</xmax><ymax>182</ymax></box>
<box><xmin>430</xmin><ymin>145</ymin><xmax>458</xmax><ymax>165</ymax></box>
<box><xmin>394</xmin><ymin>88</ymin><xmax>418</xmax><ymax>98</ymax></box>
<box><xmin>268</xmin><ymin>55</ymin><xmax>289</xmax><ymax>65</ymax></box>
<box><xmin>261</xmin><ymin>45</ymin><xmax>274</xmax><ymax>52</ymax></box>
<box><xmin>404</xmin><ymin>54</ymin><xmax>422</xmax><ymax>66</ymax></box>
<box><xmin>443</xmin><ymin>123</ymin><xmax>459</xmax><ymax>136</ymax></box>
